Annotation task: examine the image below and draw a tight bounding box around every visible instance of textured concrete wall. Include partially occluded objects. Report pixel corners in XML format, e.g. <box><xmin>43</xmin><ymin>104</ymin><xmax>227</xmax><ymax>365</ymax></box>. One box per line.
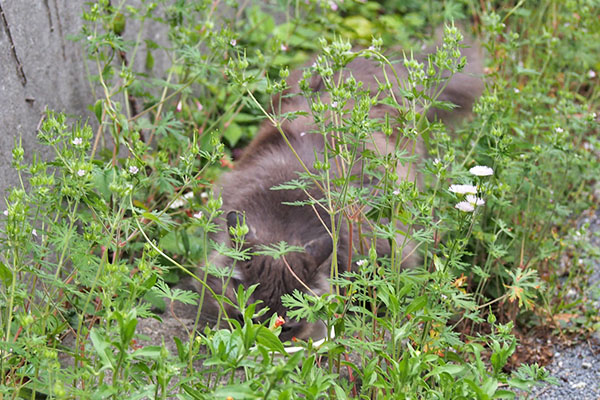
<box><xmin>0</xmin><ymin>0</ymin><xmax>171</xmax><ymax>201</ymax></box>
<box><xmin>0</xmin><ymin>0</ymin><xmax>91</xmax><ymax>198</ymax></box>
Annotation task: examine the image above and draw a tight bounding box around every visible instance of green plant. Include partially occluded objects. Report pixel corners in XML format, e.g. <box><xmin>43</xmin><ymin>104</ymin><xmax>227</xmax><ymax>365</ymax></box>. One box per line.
<box><xmin>1</xmin><ymin>0</ymin><xmax>598</xmax><ymax>398</ymax></box>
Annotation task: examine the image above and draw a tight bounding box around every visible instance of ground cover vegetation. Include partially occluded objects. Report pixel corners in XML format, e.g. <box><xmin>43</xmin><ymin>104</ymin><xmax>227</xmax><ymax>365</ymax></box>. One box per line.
<box><xmin>1</xmin><ymin>0</ymin><xmax>599</xmax><ymax>398</ymax></box>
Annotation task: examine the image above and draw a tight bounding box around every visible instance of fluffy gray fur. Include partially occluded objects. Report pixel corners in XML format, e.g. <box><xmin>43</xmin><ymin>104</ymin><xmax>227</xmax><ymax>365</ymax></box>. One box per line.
<box><xmin>196</xmin><ymin>33</ymin><xmax>484</xmax><ymax>341</ymax></box>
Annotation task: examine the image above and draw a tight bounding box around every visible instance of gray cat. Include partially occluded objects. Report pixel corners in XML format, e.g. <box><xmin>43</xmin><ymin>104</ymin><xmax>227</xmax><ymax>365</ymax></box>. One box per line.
<box><xmin>196</xmin><ymin>31</ymin><xmax>484</xmax><ymax>341</ymax></box>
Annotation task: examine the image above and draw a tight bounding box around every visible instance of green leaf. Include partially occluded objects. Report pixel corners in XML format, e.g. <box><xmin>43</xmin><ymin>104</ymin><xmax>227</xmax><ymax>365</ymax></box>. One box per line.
<box><xmin>90</xmin><ymin>328</ymin><xmax>114</xmax><ymax>370</ymax></box>
<box><xmin>145</xmin><ymin>50</ymin><xmax>154</xmax><ymax>71</ymax></box>
<box><xmin>174</xmin><ymin>337</ymin><xmax>187</xmax><ymax>361</ymax></box>
<box><xmin>131</xmin><ymin>346</ymin><xmax>163</xmax><ymax>360</ymax></box>
<box><xmin>254</xmin><ymin>241</ymin><xmax>304</xmax><ymax>259</ymax></box>
<box><xmin>404</xmin><ymin>295</ymin><xmax>427</xmax><ymax>316</ymax></box>
<box><xmin>141</xmin><ymin>210</ymin><xmax>176</xmax><ymax>230</ymax></box>
<box><xmin>343</xmin><ymin>16</ymin><xmax>373</xmax><ymax>39</ymax></box>
<box><xmin>493</xmin><ymin>389</ymin><xmax>516</xmax><ymax>399</ymax></box>
<box><xmin>120</xmin><ymin>316</ymin><xmax>138</xmax><ymax>347</ymax></box>
<box><xmin>212</xmin><ymin>383</ymin><xmax>261</xmax><ymax>399</ymax></box>
<box><xmin>93</xmin><ymin>99</ymin><xmax>103</xmax><ymax>123</ymax></box>
<box><xmin>223</xmin><ymin>122</ymin><xmax>243</xmax><ymax>147</ymax></box>
<box><xmin>255</xmin><ymin>326</ymin><xmax>286</xmax><ymax>354</ymax></box>
<box><xmin>0</xmin><ymin>261</ymin><xmax>13</xmax><ymax>286</ymax></box>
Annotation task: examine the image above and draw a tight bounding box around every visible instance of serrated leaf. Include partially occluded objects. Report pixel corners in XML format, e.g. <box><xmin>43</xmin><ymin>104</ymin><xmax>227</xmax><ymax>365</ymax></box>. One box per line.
<box><xmin>141</xmin><ymin>210</ymin><xmax>176</xmax><ymax>229</ymax></box>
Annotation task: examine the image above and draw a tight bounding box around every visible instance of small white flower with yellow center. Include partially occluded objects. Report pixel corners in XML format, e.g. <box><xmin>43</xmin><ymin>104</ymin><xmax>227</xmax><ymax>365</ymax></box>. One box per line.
<box><xmin>469</xmin><ymin>165</ymin><xmax>494</xmax><ymax>176</ymax></box>
<box><xmin>455</xmin><ymin>194</ymin><xmax>485</xmax><ymax>213</ymax></box>
<box><xmin>72</xmin><ymin>137</ymin><xmax>83</xmax><ymax>146</ymax></box>
<box><xmin>77</xmin><ymin>169</ymin><xmax>86</xmax><ymax>177</ymax></box>
<box><xmin>455</xmin><ymin>201</ymin><xmax>475</xmax><ymax>212</ymax></box>
<box><xmin>449</xmin><ymin>184</ymin><xmax>477</xmax><ymax>195</ymax></box>
<box><xmin>466</xmin><ymin>194</ymin><xmax>485</xmax><ymax>206</ymax></box>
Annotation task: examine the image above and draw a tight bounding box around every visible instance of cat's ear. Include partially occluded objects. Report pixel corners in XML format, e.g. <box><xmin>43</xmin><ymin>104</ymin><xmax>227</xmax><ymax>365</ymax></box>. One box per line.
<box><xmin>305</xmin><ymin>235</ymin><xmax>333</xmax><ymax>266</ymax></box>
<box><xmin>226</xmin><ymin>211</ymin><xmax>256</xmax><ymax>242</ymax></box>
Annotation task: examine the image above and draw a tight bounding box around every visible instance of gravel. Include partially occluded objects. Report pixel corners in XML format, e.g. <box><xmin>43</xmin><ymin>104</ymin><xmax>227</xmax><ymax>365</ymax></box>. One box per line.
<box><xmin>524</xmin><ymin>207</ymin><xmax>600</xmax><ymax>399</ymax></box>
<box><xmin>527</xmin><ymin>343</ymin><xmax>600</xmax><ymax>399</ymax></box>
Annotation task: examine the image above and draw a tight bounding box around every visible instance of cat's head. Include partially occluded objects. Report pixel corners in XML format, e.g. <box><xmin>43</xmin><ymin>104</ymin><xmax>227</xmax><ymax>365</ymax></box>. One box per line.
<box><xmin>220</xmin><ymin>210</ymin><xmax>335</xmax><ymax>341</ymax></box>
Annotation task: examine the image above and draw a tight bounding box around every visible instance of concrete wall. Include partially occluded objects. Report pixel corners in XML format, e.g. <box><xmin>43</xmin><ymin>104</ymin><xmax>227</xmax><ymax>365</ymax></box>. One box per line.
<box><xmin>0</xmin><ymin>1</ymin><xmax>92</xmax><ymax>198</ymax></box>
<box><xmin>0</xmin><ymin>0</ymin><xmax>172</xmax><ymax>201</ymax></box>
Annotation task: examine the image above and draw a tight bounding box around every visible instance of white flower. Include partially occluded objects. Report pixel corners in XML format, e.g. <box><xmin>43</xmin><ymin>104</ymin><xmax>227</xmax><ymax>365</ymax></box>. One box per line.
<box><xmin>169</xmin><ymin>192</ymin><xmax>195</xmax><ymax>209</ymax></box>
<box><xmin>455</xmin><ymin>201</ymin><xmax>475</xmax><ymax>212</ymax></box>
<box><xmin>392</xmin><ymin>189</ymin><xmax>400</xmax><ymax>196</ymax></box>
<box><xmin>330</xmin><ymin>1</ymin><xmax>338</xmax><ymax>11</ymax></box>
<box><xmin>449</xmin><ymin>184</ymin><xmax>477</xmax><ymax>195</ymax></box>
<box><xmin>196</xmin><ymin>101</ymin><xmax>203</xmax><ymax>112</ymax></box>
<box><xmin>356</xmin><ymin>259</ymin><xmax>368</xmax><ymax>267</ymax></box>
<box><xmin>87</xmin><ymin>35</ymin><xmax>93</xmax><ymax>41</ymax></box>
<box><xmin>433</xmin><ymin>158</ymin><xmax>441</xmax><ymax>165</ymax></box>
<box><xmin>368</xmin><ymin>45</ymin><xmax>375</xmax><ymax>51</ymax></box>
<box><xmin>466</xmin><ymin>194</ymin><xmax>485</xmax><ymax>206</ymax></box>
<box><xmin>129</xmin><ymin>165</ymin><xmax>139</xmax><ymax>174</ymax></box>
<box><xmin>77</xmin><ymin>169</ymin><xmax>86</xmax><ymax>177</ymax></box>
<box><xmin>513</xmin><ymin>88</ymin><xmax>520</xmax><ymax>93</ymax></box>
<box><xmin>555</xmin><ymin>127</ymin><xmax>564</xmax><ymax>133</ymax></box>
<box><xmin>200</xmin><ymin>192</ymin><xmax>209</xmax><ymax>199</ymax></box>
<box><xmin>588</xmin><ymin>70</ymin><xmax>596</xmax><ymax>79</ymax></box>
<box><xmin>193</xmin><ymin>211</ymin><xmax>203</xmax><ymax>219</ymax></box>
<box><xmin>592</xmin><ymin>113</ymin><xmax>597</xmax><ymax>119</ymax></box>
<box><xmin>469</xmin><ymin>165</ymin><xmax>494</xmax><ymax>176</ymax></box>
<box><xmin>72</xmin><ymin>137</ymin><xmax>83</xmax><ymax>146</ymax></box>
<box><xmin>3</xmin><ymin>210</ymin><xmax>8</xmax><ymax>216</ymax></box>
<box><xmin>300</xmin><ymin>131</ymin><xmax>307</xmax><ymax>137</ymax></box>
<box><xmin>331</xmin><ymin>101</ymin><xmax>338</xmax><ymax>109</ymax></box>
<box><xmin>32</xmin><ymin>229</ymin><xmax>37</xmax><ymax>237</ymax></box>
<box><xmin>176</xmin><ymin>101</ymin><xmax>182</xmax><ymax>113</ymax></box>
<box><xmin>280</xmin><ymin>44</ymin><xmax>288</xmax><ymax>51</ymax></box>
<box><xmin>230</xmin><ymin>39</ymin><xmax>237</xmax><ymax>46</ymax></box>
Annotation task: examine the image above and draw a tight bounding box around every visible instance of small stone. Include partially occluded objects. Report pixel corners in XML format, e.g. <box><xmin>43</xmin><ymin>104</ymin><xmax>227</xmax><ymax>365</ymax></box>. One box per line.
<box><xmin>581</xmin><ymin>362</ymin><xmax>592</xmax><ymax>369</ymax></box>
<box><xmin>570</xmin><ymin>381</ymin><xmax>586</xmax><ymax>389</ymax></box>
